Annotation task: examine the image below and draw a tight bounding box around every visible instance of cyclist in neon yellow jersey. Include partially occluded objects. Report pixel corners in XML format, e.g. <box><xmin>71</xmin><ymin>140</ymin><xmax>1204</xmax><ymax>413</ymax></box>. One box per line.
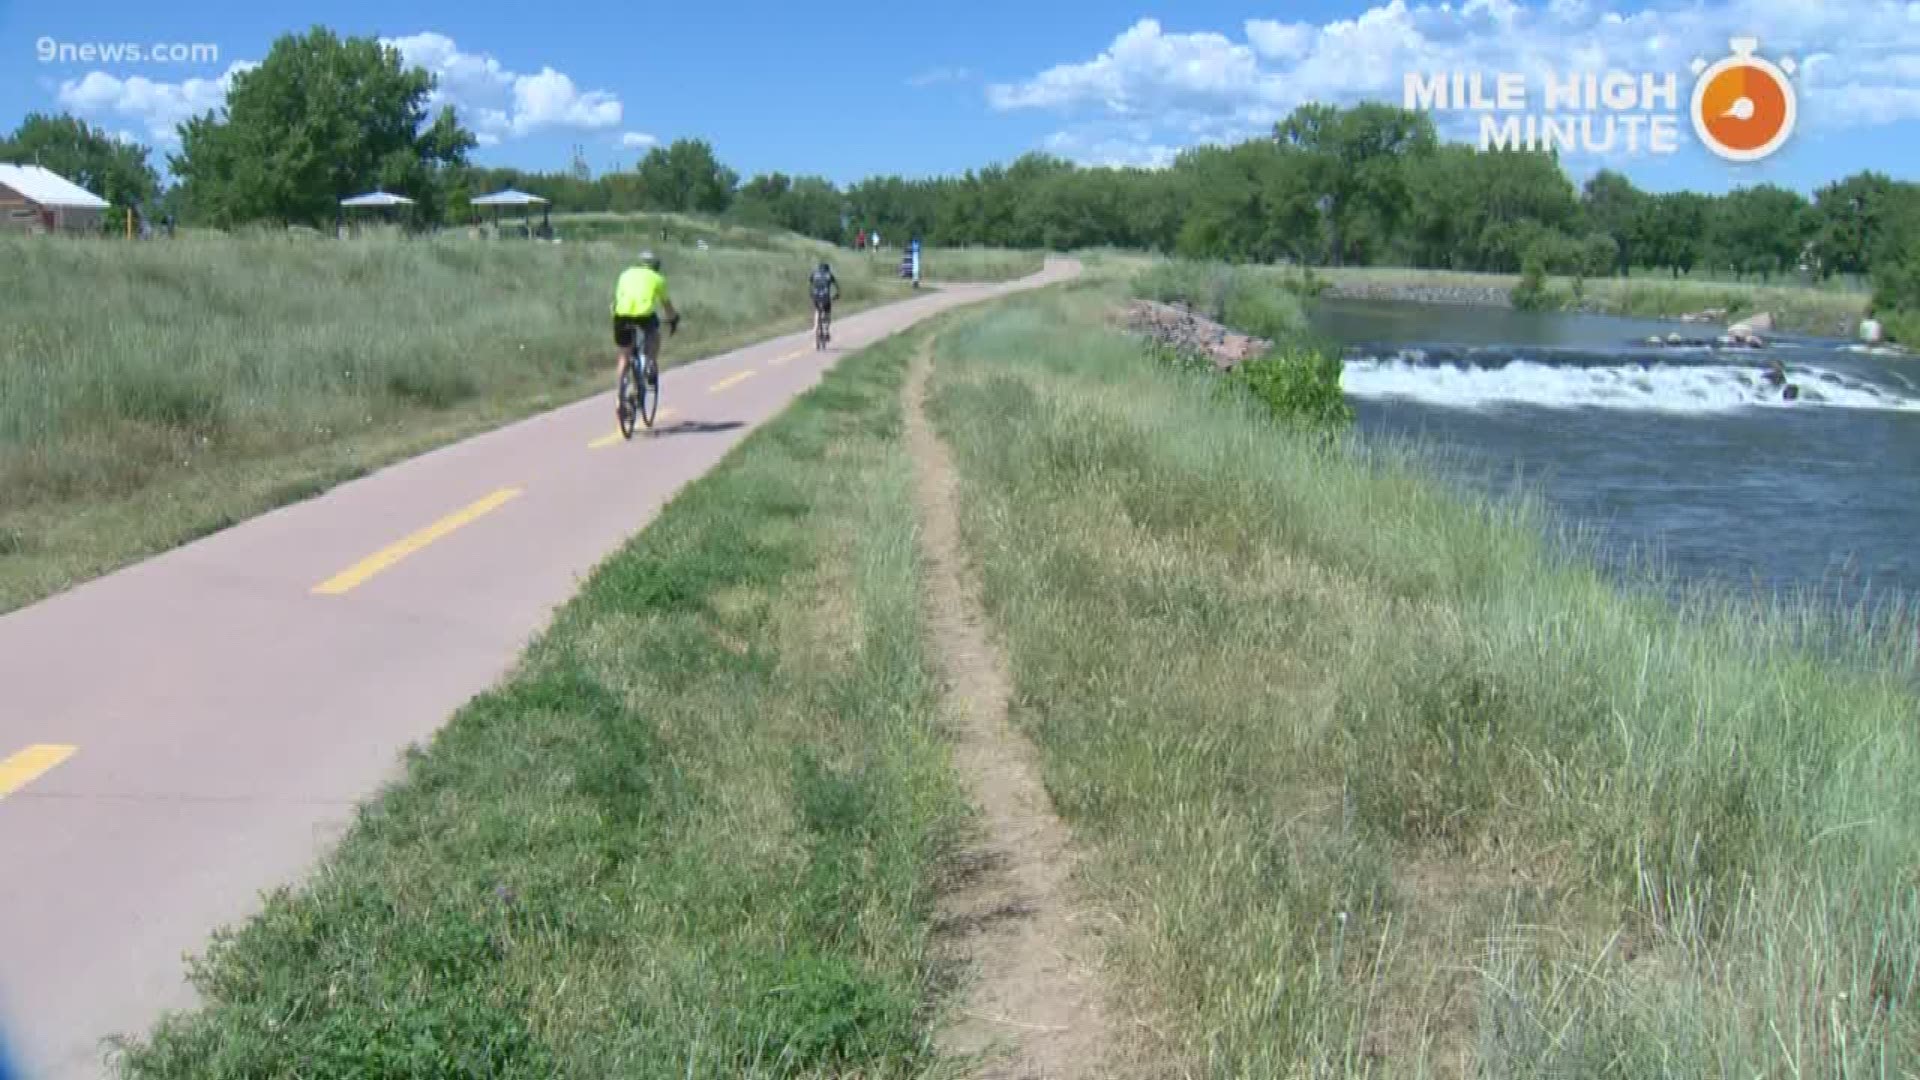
<box><xmin>611</xmin><ymin>250</ymin><xmax>681</xmax><ymax>412</ymax></box>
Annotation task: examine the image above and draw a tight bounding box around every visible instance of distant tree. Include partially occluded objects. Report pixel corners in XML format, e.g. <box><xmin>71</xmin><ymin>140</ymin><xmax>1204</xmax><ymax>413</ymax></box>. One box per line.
<box><xmin>1810</xmin><ymin>171</ymin><xmax>1897</xmax><ymax>278</ymax></box>
<box><xmin>1</xmin><ymin>112</ymin><xmax>159</xmax><ymax>207</ymax></box>
<box><xmin>1712</xmin><ymin>184</ymin><xmax>1813</xmax><ymax>279</ymax></box>
<box><xmin>1580</xmin><ymin>170</ymin><xmax>1649</xmax><ymax>275</ymax></box>
<box><xmin>1273</xmin><ymin>101</ymin><xmax>1437</xmax><ymax>265</ymax></box>
<box><xmin>170</xmin><ymin>26</ymin><xmax>475</xmax><ymax>227</ymax></box>
<box><xmin>634</xmin><ymin>139</ymin><xmax>738</xmax><ymax>213</ymax></box>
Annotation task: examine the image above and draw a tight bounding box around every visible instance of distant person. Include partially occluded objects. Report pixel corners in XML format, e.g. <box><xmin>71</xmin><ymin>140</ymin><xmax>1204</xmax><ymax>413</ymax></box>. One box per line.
<box><xmin>611</xmin><ymin>250</ymin><xmax>681</xmax><ymax>415</ymax></box>
<box><xmin>872</xmin><ymin>229</ymin><xmax>882</xmax><ymax>251</ymax></box>
<box><xmin>810</xmin><ymin>260</ymin><xmax>841</xmax><ymax>343</ymax></box>
<box><xmin>855</xmin><ymin>228</ymin><xmax>867</xmax><ymax>251</ymax></box>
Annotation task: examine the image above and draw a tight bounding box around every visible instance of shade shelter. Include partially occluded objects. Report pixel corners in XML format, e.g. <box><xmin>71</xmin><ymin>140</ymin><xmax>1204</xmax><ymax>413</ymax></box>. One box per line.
<box><xmin>471</xmin><ymin>189</ymin><xmax>551</xmax><ymax>238</ymax></box>
<box><xmin>0</xmin><ymin>163</ymin><xmax>110</xmax><ymax>234</ymax></box>
<box><xmin>337</xmin><ymin>190</ymin><xmax>415</xmax><ymax>236</ymax></box>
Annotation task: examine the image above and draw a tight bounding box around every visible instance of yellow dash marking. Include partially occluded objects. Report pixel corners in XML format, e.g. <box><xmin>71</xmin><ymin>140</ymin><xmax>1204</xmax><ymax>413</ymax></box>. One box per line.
<box><xmin>312</xmin><ymin>488</ymin><xmax>522</xmax><ymax>595</ymax></box>
<box><xmin>589</xmin><ymin>408</ymin><xmax>680</xmax><ymax>449</ymax></box>
<box><xmin>0</xmin><ymin>744</ymin><xmax>77</xmax><ymax>799</ymax></box>
<box><xmin>708</xmin><ymin>370</ymin><xmax>757</xmax><ymax>394</ymax></box>
<box><xmin>771</xmin><ymin>349</ymin><xmax>810</xmax><ymax>367</ymax></box>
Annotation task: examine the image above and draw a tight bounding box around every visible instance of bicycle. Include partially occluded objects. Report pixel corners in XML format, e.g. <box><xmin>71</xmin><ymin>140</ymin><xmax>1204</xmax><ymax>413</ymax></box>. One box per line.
<box><xmin>617</xmin><ymin>331</ymin><xmax>665</xmax><ymax>439</ymax></box>
<box><xmin>814</xmin><ymin>301</ymin><xmax>832</xmax><ymax>351</ymax></box>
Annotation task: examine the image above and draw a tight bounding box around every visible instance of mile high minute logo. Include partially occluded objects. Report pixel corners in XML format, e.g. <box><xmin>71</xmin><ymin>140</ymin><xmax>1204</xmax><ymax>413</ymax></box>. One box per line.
<box><xmin>1404</xmin><ymin>37</ymin><xmax>1798</xmax><ymax>160</ymax></box>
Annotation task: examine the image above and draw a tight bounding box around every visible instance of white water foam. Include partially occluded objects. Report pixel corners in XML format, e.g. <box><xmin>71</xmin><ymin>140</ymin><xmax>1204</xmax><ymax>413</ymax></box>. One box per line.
<box><xmin>1342</xmin><ymin>357</ymin><xmax>1920</xmax><ymax>415</ymax></box>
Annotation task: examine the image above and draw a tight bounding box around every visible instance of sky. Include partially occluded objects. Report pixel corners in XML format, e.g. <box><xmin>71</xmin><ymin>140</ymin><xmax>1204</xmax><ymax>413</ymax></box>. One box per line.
<box><xmin>3</xmin><ymin>0</ymin><xmax>1917</xmax><ymax>195</ymax></box>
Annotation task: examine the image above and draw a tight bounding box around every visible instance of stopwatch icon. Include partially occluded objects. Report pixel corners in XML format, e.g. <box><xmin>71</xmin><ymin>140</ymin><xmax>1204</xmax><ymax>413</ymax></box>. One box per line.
<box><xmin>1690</xmin><ymin>37</ymin><xmax>1797</xmax><ymax>162</ymax></box>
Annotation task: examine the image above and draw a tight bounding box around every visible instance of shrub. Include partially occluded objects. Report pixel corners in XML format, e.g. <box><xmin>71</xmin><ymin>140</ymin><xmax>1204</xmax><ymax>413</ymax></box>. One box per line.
<box><xmin>1511</xmin><ymin>250</ymin><xmax>1554</xmax><ymax>311</ymax></box>
<box><xmin>1226</xmin><ymin>343</ymin><xmax>1353</xmax><ymax>430</ymax></box>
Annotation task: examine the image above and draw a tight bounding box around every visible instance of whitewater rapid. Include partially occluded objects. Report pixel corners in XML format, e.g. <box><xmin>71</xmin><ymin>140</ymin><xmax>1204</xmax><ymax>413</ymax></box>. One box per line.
<box><xmin>1342</xmin><ymin>351</ymin><xmax>1920</xmax><ymax>415</ymax></box>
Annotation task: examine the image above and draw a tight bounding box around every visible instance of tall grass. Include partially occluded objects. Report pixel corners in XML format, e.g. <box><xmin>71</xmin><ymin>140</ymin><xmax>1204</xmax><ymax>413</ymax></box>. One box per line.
<box><xmin>916</xmin><ymin>247</ymin><xmax>1044</xmax><ymax>283</ymax></box>
<box><xmin>1133</xmin><ymin>259</ymin><xmax>1316</xmax><ymax>339</ymax></box>
<box><xmin>112</xmin><ymin>329</ymin><xmax>974</xmax><ymax>1079</ymax></box>
<box><xmin>0</xmin><ymin>232</ymin><xmax>909</xmax><ymax>610</ymax></box>
<box><xmin>926</xmin><ymin>285</ymin><xmax>1920</xmax><ymax>1076</ymax></box>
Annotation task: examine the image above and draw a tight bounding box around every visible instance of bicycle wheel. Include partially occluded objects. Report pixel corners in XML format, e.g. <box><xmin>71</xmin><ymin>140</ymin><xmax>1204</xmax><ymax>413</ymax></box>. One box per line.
<box><xmin>617</xmin><ymin>360</ymin><xmax>638</xmax><ymax>440</ymax></box>
<box><xmin>638</xmin><ymin>351</ymin><xmax>660</xmax><ymax>428</ymax></box>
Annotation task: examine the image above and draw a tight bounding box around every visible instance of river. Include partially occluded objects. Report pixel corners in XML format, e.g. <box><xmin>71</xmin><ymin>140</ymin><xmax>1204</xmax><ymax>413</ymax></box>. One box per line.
<box><xmin>1310</xmin><ymin>298</ymin><xmax>1920</xmax><ymax>606</ymax></box>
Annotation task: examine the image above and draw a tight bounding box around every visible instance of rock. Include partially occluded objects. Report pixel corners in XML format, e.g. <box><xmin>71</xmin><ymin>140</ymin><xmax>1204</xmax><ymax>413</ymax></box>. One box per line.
<box><xmin>1861</xmin><ymin>318</ymin><xmax>1885</xmax><ymax>344</ymax></box>
<box><xmin>1648</xmin><ymin>336</ymin><xmax>1667</xmax><ymax>346</ymax></box>
<box><xmin>1667</xmin><ymin>332</ymin><xmax>1684</xmax><ymax>345</ymax></box>
<box><xmin>1124</xmin><ymin>299</ymin><xmax>1272</xmax><ymax>371</ymax></box>
<box><xmin>1746</xmin><ymin>311</ymin><xmax>1775</xmax><ymax>332</ymax></box>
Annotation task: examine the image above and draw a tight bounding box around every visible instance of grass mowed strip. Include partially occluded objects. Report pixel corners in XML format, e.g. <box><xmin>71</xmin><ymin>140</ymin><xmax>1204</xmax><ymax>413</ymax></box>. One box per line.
<box><xmin>925</xmin><ymin>285</ymin><xmax>1920</xmax><ymax>1077</ymax></box>
<box><xmin>0</xmin><ymin>233</ymin><xmax>908</xmax><ymax>612</ymax></box>
<box><xmin>112</xmin><ymin>329</ymin><xmax>971</xmax><ymax>1079</ymax></box>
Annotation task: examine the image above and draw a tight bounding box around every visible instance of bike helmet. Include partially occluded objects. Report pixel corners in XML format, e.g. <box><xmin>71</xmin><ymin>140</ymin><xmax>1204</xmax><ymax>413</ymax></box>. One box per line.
<box><xmin>638</xmin><ymin>249</ymin><xmax>661</xmax><ymax>270</ymax></box>
<box><xmin>818</xmin><ymin>261</ymin><xmax>831</xmax><ymax>273</ymax></box>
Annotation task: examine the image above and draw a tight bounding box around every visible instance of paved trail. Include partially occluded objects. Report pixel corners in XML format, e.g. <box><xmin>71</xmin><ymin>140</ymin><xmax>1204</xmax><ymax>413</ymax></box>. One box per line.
<box><xmin>0</xmin><ymin>260</ymin><xmax>1076</xmax><ymax>1079</ymax></box>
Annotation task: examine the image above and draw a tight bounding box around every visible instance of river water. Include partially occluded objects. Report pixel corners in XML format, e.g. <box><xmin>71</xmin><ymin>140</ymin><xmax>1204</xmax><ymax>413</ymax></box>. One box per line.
<box><xmin>1309</xmin><ymin>298</ymin><xmax>1920</xmax><ymax>605</ymax></box>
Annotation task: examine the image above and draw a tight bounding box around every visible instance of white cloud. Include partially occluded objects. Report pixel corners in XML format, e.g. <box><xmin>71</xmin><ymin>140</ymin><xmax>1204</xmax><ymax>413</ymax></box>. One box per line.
<box><xmin>1044</xmin><ymin>129</ymin><xmax>1182</xmax><ymax>169</ymax></box>
<box><xmin>56</xmin><ymin>63</ymin><xmax>255</xmax><ymax>145</ymax></box>
<box><xmin>621</xmin><ymin>131</ymin><xmax>657</xmax><ymax>149</ymax></box>
<box><xmin>1246</xmin><ymin>19</ymin><xmax>1313</xmax><ymax>60</ymax></box>
<box><xmin>989</xmin><ymin>0</ymin><xmax>1920</xmax><ymax>166</ymax></box>
<box><xmin>384</xmin><ymin>33</ymin><xmax>622</xmax><ymax>141</ymax></box>
<box><xmin>53</xmin><ymin>33</ymin><xmax>622</xmax><ymax>152</ymax></box>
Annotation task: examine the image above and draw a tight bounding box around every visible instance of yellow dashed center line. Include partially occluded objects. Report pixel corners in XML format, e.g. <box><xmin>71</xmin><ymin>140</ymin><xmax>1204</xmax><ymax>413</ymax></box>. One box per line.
<box><xmin>708</xmin><ymin>370</ymin><xmax>757</xmax><ymax>394</ymax></box>
<box><xmin>770</xmin><ymin>348</ymin><xmax>810</xmax><ymax>367</ymax></box>
<box><xmin>0</xmin><ymin>744</ymin><xmax>77</xmax><ymax>799</ymax></box>
<box><xmin>312</xmin><ymin>487</ymin><xmax>522</xmax><ymax>595</ymax></box>
<box><xmin>589</xmin><ymin>408</ymin><xmax>679</xmax><ymax>448</ymax></box>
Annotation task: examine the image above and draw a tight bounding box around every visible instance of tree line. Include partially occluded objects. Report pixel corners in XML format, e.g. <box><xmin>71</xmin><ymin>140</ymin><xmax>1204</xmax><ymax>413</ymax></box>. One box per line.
<box><xmin>6</xmin><ymin>25</ymin><xmax>1917</xmax><ymax>327</ymax></box>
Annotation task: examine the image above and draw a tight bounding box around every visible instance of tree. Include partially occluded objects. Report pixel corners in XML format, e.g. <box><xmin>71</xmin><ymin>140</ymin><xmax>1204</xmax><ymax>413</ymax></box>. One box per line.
<box><xmin>634</xmin><ymin>139</ymin><xmax>738</xmax><ymax>213</ymax></box>
<box><xmin>1273</xmin><ymin>101</ymin><xmax>1437</xmax><ymax>266</ymax></box>
<box><xmin>1810</xmin><ymin>172</ymin><xmax>1897</xmax><ymax>279</ymax></box>
<box><xmin>1712</xmin><ymin>184</ymin><xmax>1812</xmax><ymax>279</ymax></box>
<box><xmin>1</xmin><ymin>113</ymin><xmax>159</xmax><ymax>208</ymax></box>
<box><xmin>1581</xmin><ymin>170</ymin><xmax>1649</xmax><ymax>275</ymax></box>
<box><xmin>170</xmin><ymin>27</ymin><xmax>474</xmax><ymax>227</ymax></box>
<box><xmin>1644</xmin><ymin>192</ymin><xmax>1711</xmax><ymax>277</ymax></box>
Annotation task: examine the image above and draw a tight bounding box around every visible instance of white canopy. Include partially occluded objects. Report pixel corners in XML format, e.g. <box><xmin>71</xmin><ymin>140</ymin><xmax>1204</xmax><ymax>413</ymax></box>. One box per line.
<box><xmin>0</xmin><ymin>164</ymin><xmax>109</xmax><ymax>208</ymax></box>
<box><xmin>339</xmin><ymin>191</ymin><xmax>414</xmax><ymax>208</ymax></box>
<box><xmin>471</xmin><ymin>189</ymin><xmax>549</xmax><ymax>207</ymax></box>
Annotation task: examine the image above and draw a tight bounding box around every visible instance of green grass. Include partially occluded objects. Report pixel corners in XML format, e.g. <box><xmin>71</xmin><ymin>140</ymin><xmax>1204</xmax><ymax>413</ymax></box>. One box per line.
<box><xmin>924</xmin><ymin>282</ymin><xmax>1920</xmax><ymax>1077</ymax></box>
<box><xmin>0</xmin><ymin>231</ymin><xmax>912</xmax><ymax>612</ymax></box>
<box><xmin>1322</xmin><ymin>266</ymin><xmax>1872</xmax><ymax>336</ymax></box>
<box><xmin>546</xmin><ymin>211</ymin><xmax>827</xmax><ymax>253</ymax></box>
<box><xmin>916</xmin><ymin>247</ymin><xmax>1044</xmax><ymax>283</ymax></box>
<box><xmin>1133</xmin><ymin>259</ymin><xmax>1317</xmax><ymax>339</ymax></box>
<box><xmin>111</xmin><ymin>327</ymin><xmax>978</xmax><ymax>1079</ymax></box>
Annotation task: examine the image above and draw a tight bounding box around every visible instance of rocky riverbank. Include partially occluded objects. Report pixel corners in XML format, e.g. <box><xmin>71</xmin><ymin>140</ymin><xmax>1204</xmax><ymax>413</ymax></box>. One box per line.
<box><xmin>1319</xmin><ymin>280</ymin><xmax>1515</xmax><ymax>308</ymax></box>
<box><xmin>1122</xmin><ymin>300</ymin><xmax>1271</xmax><ymax>371</ymax></box>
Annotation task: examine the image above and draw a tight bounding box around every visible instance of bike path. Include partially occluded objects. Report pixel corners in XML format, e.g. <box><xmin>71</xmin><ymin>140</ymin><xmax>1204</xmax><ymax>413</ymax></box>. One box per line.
<box><xmin>0</xmin><ymin>259</ymin><xmax>1077</xmax><ymax>1079</ymax></box>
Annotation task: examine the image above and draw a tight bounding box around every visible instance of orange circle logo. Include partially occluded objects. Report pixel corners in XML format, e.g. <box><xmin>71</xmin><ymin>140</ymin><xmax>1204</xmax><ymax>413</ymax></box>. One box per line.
<box><xmin>1691</xmin><ymin>39</ymin><xmax>1797</xmax><ymax>162</ymax></box>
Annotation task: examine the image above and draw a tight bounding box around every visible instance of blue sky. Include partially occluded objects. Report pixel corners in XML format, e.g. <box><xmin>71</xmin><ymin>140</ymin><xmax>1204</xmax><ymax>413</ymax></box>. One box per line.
<box><xmin>4</xmin><ymin>0</ymin><xmax>1917</xmax><ymax>195</ymax></box>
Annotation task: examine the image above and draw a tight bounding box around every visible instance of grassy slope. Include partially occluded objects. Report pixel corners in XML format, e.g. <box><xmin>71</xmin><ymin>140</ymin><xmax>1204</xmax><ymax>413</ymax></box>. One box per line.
<box><xmin>0</xmin><ymin>232</ymin><xmax>910</xmax><ymax>612</ymax></box>
<box><xmin>1323</xmin><ymin>266</ymin><xmax>1872</xmax><ymax>336</ymax></box>
<box><xmin>113</xmin><ymin>328</ymin><xmax>976</xmax><ymax>1079</ymax></box>
<box><xmin>926</xmin><ymin>282</ymin><xmax>1920</xmax><ymax>1076</ymax></box>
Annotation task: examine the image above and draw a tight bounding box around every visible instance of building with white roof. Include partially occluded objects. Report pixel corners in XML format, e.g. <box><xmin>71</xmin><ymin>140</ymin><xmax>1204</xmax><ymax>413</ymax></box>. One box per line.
<box><xmin>0</xmin><ymin>164</ymin><xmax>111</xmax><ymax>234</ymax></box>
